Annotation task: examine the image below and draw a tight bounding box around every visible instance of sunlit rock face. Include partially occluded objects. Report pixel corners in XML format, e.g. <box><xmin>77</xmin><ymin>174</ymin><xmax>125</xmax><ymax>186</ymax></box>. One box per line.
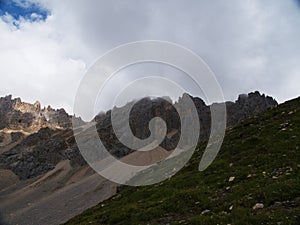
<box><xmin>0</xmin><ymin>96</ymin><xmax>84</xmax><ymax>175</ymax></box>
<box><xmin>0</xmin><ymin>95</ymin><xmax>74</xmax><ymax>132</ymax></box>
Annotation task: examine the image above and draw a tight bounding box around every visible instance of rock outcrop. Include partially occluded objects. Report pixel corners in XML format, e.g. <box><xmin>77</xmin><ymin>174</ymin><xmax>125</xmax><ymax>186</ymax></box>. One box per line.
<box><xmin>0</xmin><ymin>96</ymin><xmax>86</xmax><ymax>179</ymax></box>
<box><xmin>0</xmin><ymin>95</ymin><xmax>74</xmax><ymax>132</ymax></box>
<box><xmin>95</xmin><ymin>91</ymin><xmax>277</xmax><ymax>158</ymax></box>
<box><xmin>226</xmin><ymin>91</ymin><xmax>278</xmax><ymax>125</ymax></box>
<box><xmin>0</xmin><ymin>92</ymin><xmax>277</xmax><ymax>181</ymax></box>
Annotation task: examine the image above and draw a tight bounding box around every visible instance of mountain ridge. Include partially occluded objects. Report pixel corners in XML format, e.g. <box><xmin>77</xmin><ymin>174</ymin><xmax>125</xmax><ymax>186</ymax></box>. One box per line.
<box><xmin>0</xmin><ymin>91</ymin><xmax>278</xmax><ymax>225</ymax></box>
<box><xmin>0</xmin><ymin>91</ymin><xmax>277</xmax><ymax>179</ymax></box>
<box><xmin>64</xmin><ymin>96</ymin><xmax>300</xmax><ymax>225</ymax></box>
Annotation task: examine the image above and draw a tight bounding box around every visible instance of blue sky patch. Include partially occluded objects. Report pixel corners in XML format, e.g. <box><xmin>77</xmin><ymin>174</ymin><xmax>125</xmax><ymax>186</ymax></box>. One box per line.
<box><xmin>0</xmin><ymin>0</ymin><xmax>49</xmax><ymax>23</ymax></box>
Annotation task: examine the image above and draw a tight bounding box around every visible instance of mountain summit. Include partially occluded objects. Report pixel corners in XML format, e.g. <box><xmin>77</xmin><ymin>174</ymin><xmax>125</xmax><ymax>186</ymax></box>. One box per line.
<box><xmin>0</xmin><ymin>95</ymin><xmax>74</xmax><ymax>132</ymax></box>
<box><xmin>0</xmin><ymin>91</ymin><xmax>278</xmax><ymax>225</ymax></box>
<box><xmin>65</xmin><ymin>96</ymin><xmax>300</xmax><ymax>225</ymax></box>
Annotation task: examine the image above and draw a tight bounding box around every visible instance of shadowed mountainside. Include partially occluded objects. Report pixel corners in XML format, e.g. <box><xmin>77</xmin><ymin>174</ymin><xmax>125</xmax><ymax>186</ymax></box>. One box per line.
<box><xmin>65</xmin><ymin>97</ymin><xmax>300</xmax><ymax>225</ymax></box>
<box><xmin>0</xmin><ymin>91</ymin><xmax>277</xmax><ymax>225</ymax></box>
<box><xmin>0</xmin><ymin>91</ymin><xmax>277</xmax><ymax>180</ymax></box>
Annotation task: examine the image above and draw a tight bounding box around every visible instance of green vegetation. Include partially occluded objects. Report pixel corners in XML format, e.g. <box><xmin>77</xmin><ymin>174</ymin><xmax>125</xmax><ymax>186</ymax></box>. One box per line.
<box><xmin>65</xmin><ymin>97</ymin><xmax>300</xmax><ymax>225</ymax></box>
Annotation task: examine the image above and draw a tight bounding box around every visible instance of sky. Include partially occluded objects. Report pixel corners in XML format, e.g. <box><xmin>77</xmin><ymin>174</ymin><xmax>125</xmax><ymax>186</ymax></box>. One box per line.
<box><xmin>0</xmin><ymin>0</ymin><xmax>300</xmax><ymax>116</ymax></box>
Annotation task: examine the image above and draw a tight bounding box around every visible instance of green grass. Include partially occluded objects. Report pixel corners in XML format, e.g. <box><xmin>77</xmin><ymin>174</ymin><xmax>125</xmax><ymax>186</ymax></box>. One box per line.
<box><xmin>64</xmin><ymin>97</ymin><xmax>300</xmax><ymax>225</ymax></box>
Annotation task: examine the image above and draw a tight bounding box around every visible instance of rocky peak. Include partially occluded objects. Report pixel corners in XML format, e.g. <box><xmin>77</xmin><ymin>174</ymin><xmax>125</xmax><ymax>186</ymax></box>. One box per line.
<box><xmin>227</xmin><ymin>91</ymin><xmax>278</xmax><ymax>125</ymax></box>
<box><xmin>0</xmin><ymin>91</ymin><xmax>278</xmax><ymax>180</ymax></box>
<box><xmin>0</xmin><ymin>95</ymin><xmax>75</xmax><ymax>133</ymax></box>
<box><xmin>94</xmin><ymin>91</ymin><xmax>278</xmax><ymax>158</ymax></box>
<box><xmin>33</xmin><ymin>101</ymin><xmax>41</xmax><ymax>111</ymax></box>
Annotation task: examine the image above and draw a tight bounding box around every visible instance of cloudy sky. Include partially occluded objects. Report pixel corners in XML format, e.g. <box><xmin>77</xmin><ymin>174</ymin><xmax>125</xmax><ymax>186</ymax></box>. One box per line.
<box><xmin>0</xmin><ymin>0</ymin><xmax>300</xmax><ymax>115</ymax></box>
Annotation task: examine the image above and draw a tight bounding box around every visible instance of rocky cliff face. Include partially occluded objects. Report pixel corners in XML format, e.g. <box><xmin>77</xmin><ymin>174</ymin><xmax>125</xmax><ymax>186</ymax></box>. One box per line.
<box><xmin>226</xmin><ymin>91</ymin><xmax>278</xmax><ymax>125</ymax></box>
<box><xmin>0</xmin><ymin>127</ymin><xmax>87</xmax><ymax>179</ymax></box>
<box><xmin>95</xmin><ymin>91</ymin><xmax>277</xmax><ymax>157</ymax></box>
<box><xmin>0</xmin><ymin>96</ymin><xmax>85</xmax><ymax>179</ymax></box>
<box><xmin>0</xmin><ymin>91</ymin><xmax>277</xmax><ymax>181</ymax></box>
<box><xmin>0</xmin><ymin>95</ymin><xmax>73</xmax><ymax>132</ymax></box>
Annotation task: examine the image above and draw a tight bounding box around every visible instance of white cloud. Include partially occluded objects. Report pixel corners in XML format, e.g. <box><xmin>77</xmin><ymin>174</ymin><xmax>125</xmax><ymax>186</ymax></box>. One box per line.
<box><xmin>0</xmin><ymin>14</ymin><xmax>85</xmax><ymax>113</ymax></box>
<box><xmin>0</xmin><ymin>0</ymin><xmax>300</xmax><ymax>115</ymax></box>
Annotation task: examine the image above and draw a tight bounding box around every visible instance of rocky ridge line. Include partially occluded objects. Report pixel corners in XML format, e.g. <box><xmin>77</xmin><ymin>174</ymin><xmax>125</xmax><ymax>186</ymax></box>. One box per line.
<box><xmin>0</xmin><ymin>91</ymin><xmax>277</xmax><ymax>180</ymax></box>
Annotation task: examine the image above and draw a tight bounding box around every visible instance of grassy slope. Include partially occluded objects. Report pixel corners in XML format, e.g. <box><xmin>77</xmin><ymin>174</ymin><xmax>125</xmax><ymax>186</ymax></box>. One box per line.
<box><xmin>65</xmin><ymin>97</ymin><xmax>300</xmax><ymax>225</ymax></box>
